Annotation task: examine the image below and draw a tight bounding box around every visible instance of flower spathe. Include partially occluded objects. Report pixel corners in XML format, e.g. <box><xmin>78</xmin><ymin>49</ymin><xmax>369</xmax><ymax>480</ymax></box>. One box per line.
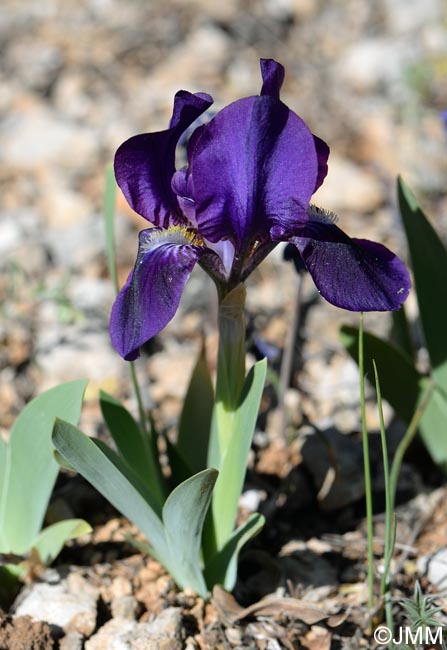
<box><xmin>110</xmin><ymin>59</ymin><xmax>411</xmax><ymax>361</ymax></box>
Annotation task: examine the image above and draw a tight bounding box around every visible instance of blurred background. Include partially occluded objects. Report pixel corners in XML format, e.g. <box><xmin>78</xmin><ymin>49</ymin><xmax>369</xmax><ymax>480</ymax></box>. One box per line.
<box><xmin>0</xmin><ymin>0</ymin><xmax>446</xmax><ymax>434</ymax></box>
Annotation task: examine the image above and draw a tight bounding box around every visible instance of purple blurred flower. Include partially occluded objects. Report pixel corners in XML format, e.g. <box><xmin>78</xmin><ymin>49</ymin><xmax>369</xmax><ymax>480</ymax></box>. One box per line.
<box><xmin>110</xmin><ymin>59</ymin><xmax>411</xmax><ymax>360</ymax></box>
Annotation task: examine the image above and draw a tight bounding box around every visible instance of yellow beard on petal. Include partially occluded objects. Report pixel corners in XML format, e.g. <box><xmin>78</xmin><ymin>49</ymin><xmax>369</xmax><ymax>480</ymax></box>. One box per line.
<box><xmin>141</xmin><ymin>225</ymin><xmax>205</xmax><ymax>253</ymax></box>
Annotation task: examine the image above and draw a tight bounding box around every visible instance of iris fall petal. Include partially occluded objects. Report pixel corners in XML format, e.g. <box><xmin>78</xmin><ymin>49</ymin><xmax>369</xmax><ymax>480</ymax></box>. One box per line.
<box><xmin>289</xmin><ymin>220</ymin><xmax>411</xmax><ymax>311</ymax></box>
<box><xmin>110</xmin><ymin>228</ymin><xmax>212</xmax><ymax>360</ymax></box>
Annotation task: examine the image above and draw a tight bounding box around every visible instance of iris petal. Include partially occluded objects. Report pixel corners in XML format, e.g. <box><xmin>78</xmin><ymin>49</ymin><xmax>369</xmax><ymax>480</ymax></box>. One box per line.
<box><xmin>114</xmin><ymin>91</ymin><xmax>213</xmax><ymax>228</ymax></box>
<box><xmin>260</xmin><ymin>58</ymin><xmax>285</xmax><ymax>99</ymax></box>
<box><xmin>313</xmin><ymin>135</ymin><xmax>330</xmax><ymax>192</ymax></box>
<box><xmin>288</xmin><ymin>220</ymin><xmax>411</xmax><ymax>311</ymax></box>
<box><xmin>110</xmin><ymin>227</ymin><xmax>214</xmax><ymax>360</ymax></box>
<box><xmin>189</xmin><ymin>94</ymin><xmax>318</xmax><ymax>250</ymax></box>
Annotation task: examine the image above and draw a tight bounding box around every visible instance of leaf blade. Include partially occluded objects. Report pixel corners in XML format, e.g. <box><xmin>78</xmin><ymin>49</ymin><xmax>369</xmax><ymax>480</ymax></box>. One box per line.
<box><xmin>398</xmin><ymin>177</ymin><xmax>447</xmax><ymax>390</ymax></box>
<box><xmin>99</xmin><ymin>390</ymin><xmax>165</xmax><ymax>505</ymax></box>
<box><xmin>204</xmin><ymin>513</ymin><xmax>264</xmax><ymax>591</ymax></box>
<box><xmin>177</xmin><ymin>346</ymin><xmax>214</xmax><ymax>475</ymax></box>
<box><xmin>0</xmin><ymin>380</ymin><xmax>87</xmax><ymax>555</ymax></box>
<box><xmin>52</xmin><ymin>420</ymin><xmax>168</xmax><ymax>564</ymax></box>
<box><xmin>340</xmin><ymin>325</ymin><xmax>421</xmax><ymax>422</ymax></box>
<box><xmin>419</xmin><ymin>383</ymin><xmax>447</xmax><ymax>467</ymax></box>
<box><xmin>33</xmin><ymin>519</ymin><xmax>92</xmax><ymax>566</ymax></box>
<box><xmin>341</xmin><ymin>326</ymin><xmax>447</xmax><ymax>466</ymax></box>
<box><xmin>163</xmin><ymin>468</ymin><xmax>218</xmax><ymax>597</ymax></box>
<box><xmin>210</xmin><ymin>359</ymin><xmax>267</xmax><ymax>552</ymax></box>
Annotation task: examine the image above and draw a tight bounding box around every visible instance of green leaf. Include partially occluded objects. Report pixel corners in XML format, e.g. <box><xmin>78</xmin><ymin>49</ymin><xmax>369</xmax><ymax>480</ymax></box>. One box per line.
<box><xmin>0</xmin><ymin>437</ymin><xmax>6</xmax><ymax>519</ymax></box>
<box><xmin>177</xmin><ymin>346</ymin><xmax>214</xmax><ymax>475</ymax></box>
<box><xmin>163</xmin><ymin>468</ymin><xmax>218</xmax><ymax>598</ymax></box>
<box><xmin>52</xmin><ymin>420</ymin><xmax>169</xmax><ymax>565</ymax></box>
<box><xmin>340</xmin><ymin>326</ymin><xmax>421</xmax><ymax>422</ymax></box>
<box><xmin>104</xmin><ymin>163</ymin><xmax>118</xmax><ymax>294</ymax></box>
<box><xmin>33</xmin><ymin>519</ymin><xmax>92</xmax><ymax>566</ymax></box>
<box><xmin>204</xmin><ymin>512</ymin><xmax>264</xmax><ymax>591</ymax></box>
<box><xmin>92</xmin><ymin>438</ymin><xmax>162</xmax><ymax>517</ymax></box>
<box><xmin>391</xmin><ymin>304</ymin><xmax>415</xmax><ymax>361</ymax></box>
<box><xmin>398</xmin><ymin>177</ymin><xmax>447</xmax><ymax>390</ymax></box>
<box><xmin>419</xmin><ymin>382</ymin><xmax>447</xmax><ymax>467</ymax></box>
<box><xmin>341</xmin><ymin>326</ymin><xmax>447</xmax><ymax>466</ymax></box>
<box><xmin>99</xmin><ymin>391</ymin><xmax>165</xmax><ymax>506</ymax></box>
<box><xmin>165</xmin><ymin>438</ymin><xmax>194</xmax><ymax>489</ymax></box>
<box><xmin>209</xmin><ymin>359</ymin><xmax>267</xmax><ymax>553</ymax></box>
<box><xmin>0</xmin><ymin>380</ymin><xmax>87</xmax><ymax>555</ymax></box>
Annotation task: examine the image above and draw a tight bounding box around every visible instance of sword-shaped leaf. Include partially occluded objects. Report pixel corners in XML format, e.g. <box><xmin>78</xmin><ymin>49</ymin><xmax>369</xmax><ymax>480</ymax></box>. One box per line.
<box><xmin>398</xmin><ymin>177</ymin><xmax>447</xmax><ymax>391</ymax></box>
<box><xmin>99</xmin><ymin>391</ymin><xmax>166</xmax><ymax>506</ymax></box>
<box><xmin>52</xmin><ymin>420</ymin><xmax>168</xmax><ymax>564</ymax></box>
<box><xmin>163</xmin><ymin>468</ymin><xmax>218</xmax><ymax>598</ymax></box>
<box><xmin>204</xmin><ymin>512</ymin><xmax>264</xmax><ymax>590</ymax></box>
<box><xmin>0</xmin><ymin>380</ymin><xmax>87</xmax><ymax>554</ymax></box>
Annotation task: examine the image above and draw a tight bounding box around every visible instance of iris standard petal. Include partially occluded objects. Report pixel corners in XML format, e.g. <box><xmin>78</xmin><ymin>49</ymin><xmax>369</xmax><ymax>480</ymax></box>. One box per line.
<box><xmin>114</xmin><ymin>91</ymin><xmax>213</xmax><ymax>228</ymax></box>
<box><xmin>189</xmin><ymin>94</ymin><xmax>318</xmax><ymax>250</ymax></box>
<box><xmin>110</xmin><ymin>227</ymin><xmax>211</xmax><ymax>360</ymax></box>
<box><xmin>260</xmin><ymin>58</ymin><xmax>285</xmax><ymax>99</ymax></box>
<box><xmin>313</xmin><ymin>135</ymin><xmax>330</xmax><ymax>192</ymax></box>
<box><xmin>288</xmin><ymin>220</ymin><xmax>411</xmax><ymax>311</ymax></box>
<box><xmin>261</xmin><ymin>58</ymin><xmax>328</xmax><ymax>193</ymax></box>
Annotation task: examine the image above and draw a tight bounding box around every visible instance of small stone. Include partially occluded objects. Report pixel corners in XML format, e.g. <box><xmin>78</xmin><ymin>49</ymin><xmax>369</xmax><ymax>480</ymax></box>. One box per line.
<box><xmin>109</xmin><ymin>577</ymin><xmax>133</xmax><ymax>600</ymax></box>
<box><xmin>60</xmin><ymin>630</ymin><xmax>84</xmax><ymax>650</ymax></box>
<box><xmin>86</xmin><ymin>608</ymin><xmax>183</xmax><ymax>650</ymax></box>
<box><xmin>418</xmin><ymin>549</ymin><xmax>447</xmax><ymax>589</ymax></box>
<box><xmin>239</xmin><ymin>489</ymin><xmax>267</xmax><ymax>514</ymax></box>
<box><xmin>130</xmin><ymin>608</ymin><xmax>183</xmax><ymax>650</ymax></box>
<box><xmin>13</xmin><ymin>576</ymin><xmax>98</xmax><ymax>636</ymax></box>
<box><xmin>111</xmin><ymin>595</ymin><xmax>139</xmax><ymax>620</ymax></box>
<box><xmin>85</xmin><ymin>618</ymin><xmax>136</xmax><ymax>650</ymax></box>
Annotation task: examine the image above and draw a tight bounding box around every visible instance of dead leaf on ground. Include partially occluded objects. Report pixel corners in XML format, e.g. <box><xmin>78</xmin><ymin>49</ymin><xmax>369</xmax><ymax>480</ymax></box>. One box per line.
<box><xmin>212</xmin><ymin>585</ymin><xmax>329</xmax><ymax>626</ymax></box>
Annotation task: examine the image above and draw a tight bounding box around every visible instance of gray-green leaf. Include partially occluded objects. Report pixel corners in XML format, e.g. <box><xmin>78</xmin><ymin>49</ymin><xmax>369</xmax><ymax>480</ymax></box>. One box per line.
<box><xmin>209</xmin><ymin>359</ymin><xmax>267</xmax><ymax>553</ymax></box>
<box><xmin>52</xmin><ymin>420</ymin><xmax>168</xmax><ymax>564</ymax></box>
<box><xmin>32</xmin><ymin>519</ymin><xmax>92</xmax><ymax>566</ymax></box>
<box><xmin>99</xmin><ymin>390</ymin><xmax>165</xmax><ymax>506</ymax></box>
<box><xmin>163</xmin><ymin>468</ymin><xmax>218</xmax><ymax>598</ymax></box>
<box><xmin>204</xmin><ymin>512</ymin><xmax>264</xmax><ymax>591</ymax></box>
<box><xmin>0</xmin><ymin>380</ymin><xmax>87</xmax><ymax>555</ymax></box>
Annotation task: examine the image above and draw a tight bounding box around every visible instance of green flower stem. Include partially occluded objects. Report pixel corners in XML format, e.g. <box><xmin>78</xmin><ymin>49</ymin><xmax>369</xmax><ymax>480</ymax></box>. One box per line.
<box><xmin>210</xmin><ymin>284</ymin><xmax>247</xmax><ymax>468</ymax></box>
<box><xmin>204</xmin><ymin>284</ymin><xmax>247</xmax><ymax>560</ymax></box>
<box><xmin>129</xmin><ymin>361</ymin><xmax>148</xmax><ymax>436</ymax></box>
<box><xmin>373</xmin><ymin>360</ymin><xmax>392</xmax><ymax>599</ymax></box>
<box><xmin>389</xmin><ymin>380</ymin><xmax>434</xmax><ymax>512</ymax></box>
<box><xmin>359</xmin><ymin>313</ymin><xmax>375</xmax><ymax>612</ymax></box>
<box><xmin>373</xmin><ymin>360</ymin><xmax>395</xmax><ymax>639</ymax></box>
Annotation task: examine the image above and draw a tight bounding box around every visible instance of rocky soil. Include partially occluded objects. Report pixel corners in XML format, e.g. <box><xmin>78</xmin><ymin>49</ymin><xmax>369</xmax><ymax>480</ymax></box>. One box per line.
<box><xmin>0</xmin><ymin>0</ymin><xmax>446</xmax><ymax>648</ymax></box>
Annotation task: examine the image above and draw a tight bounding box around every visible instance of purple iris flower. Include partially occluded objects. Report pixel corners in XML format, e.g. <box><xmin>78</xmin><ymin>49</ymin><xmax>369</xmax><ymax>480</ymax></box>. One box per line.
<box><xmin>110</xmin><ymin>59</ymin><xmax>411</xmax><ymax>361</ymax></box>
